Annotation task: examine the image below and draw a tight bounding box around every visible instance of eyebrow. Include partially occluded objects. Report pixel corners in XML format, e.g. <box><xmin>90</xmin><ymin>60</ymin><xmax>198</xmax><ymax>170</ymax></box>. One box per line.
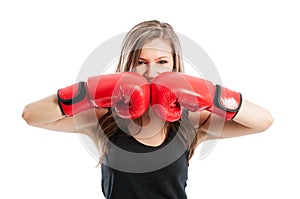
<box><xmin>139</xmin><ymin>56</ymin><xmax>170</xmax><ymax>60</ymax></box>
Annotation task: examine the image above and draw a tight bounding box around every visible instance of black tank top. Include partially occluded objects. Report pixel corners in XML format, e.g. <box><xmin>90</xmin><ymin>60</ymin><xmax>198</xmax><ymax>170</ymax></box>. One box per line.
<box><xmin>101</xmin><ymin>129</ymin><xmax>189</xmax><ymax>199</ymax></box>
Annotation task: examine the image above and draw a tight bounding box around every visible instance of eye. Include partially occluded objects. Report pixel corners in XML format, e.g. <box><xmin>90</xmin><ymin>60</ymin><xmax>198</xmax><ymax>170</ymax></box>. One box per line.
<box><xmin>137</xmin><ymin>61</ymin><xmax>146</xmax><ymax>65</ymax></box>
<box><xmin>158</xmin><ymin>60</ymin><xmax>168</xmax><ymax>64</ymax></box>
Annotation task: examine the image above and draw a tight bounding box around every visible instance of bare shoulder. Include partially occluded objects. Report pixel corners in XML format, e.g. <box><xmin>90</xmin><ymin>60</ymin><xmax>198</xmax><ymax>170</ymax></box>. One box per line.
<box><xmin>188</xmin><ymin>110</ymin><xmax>211</xmax><ymax>129</ymax></box>
<box><xmin>75</xmin><ymin>108</ymin><xmax>108</xmax><ymax>137</ymax></box>
<box><xmin>188</xmin><ymin>110</ymin><xmax>211</xmax><ymax>145</ymax></box>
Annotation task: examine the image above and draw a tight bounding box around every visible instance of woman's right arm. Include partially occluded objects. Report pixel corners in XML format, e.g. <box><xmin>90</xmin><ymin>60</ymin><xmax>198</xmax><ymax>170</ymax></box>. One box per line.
<box><xmin>23</xmin><ymin>72</ymin><xmax>150</xmax><ymax>134</ymax></box>
<box><xmin>22</xmin><ymin>94</ymin><xmax>107</xmax><ymax>135</ymax></box>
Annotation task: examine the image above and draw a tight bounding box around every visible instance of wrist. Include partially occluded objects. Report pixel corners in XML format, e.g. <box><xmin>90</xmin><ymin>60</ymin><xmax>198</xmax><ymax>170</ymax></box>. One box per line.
<box><xmin>57</xmin><ymin>82</ymin><xmax>93</xmax><ymax>116</ymax></box>
<box><xmin>212</xmin><ymin>84</ymin><xmax>242</xmax><ymax>120</ymax></box>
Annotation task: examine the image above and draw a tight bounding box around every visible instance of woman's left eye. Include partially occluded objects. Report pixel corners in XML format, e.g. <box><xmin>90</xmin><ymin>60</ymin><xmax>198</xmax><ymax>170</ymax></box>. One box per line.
<box><xmin>158</xmin><ymin>60</ymin><xmax>167</xmax><ymax>64</ymax></box>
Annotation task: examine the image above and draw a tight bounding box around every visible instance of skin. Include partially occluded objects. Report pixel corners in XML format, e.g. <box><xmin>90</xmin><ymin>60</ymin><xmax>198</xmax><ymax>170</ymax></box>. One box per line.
<box><xmin>22</xmin><ymin>38</ymin><xmax>273</xmax><ymax>149</ymax></box>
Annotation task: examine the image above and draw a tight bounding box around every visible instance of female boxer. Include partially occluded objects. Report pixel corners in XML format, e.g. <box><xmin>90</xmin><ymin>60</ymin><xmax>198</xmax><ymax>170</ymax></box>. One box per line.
<box><xmin>22</xmin><ymin>20</ymin><xmax>273</xmax><ymax>199</ymax></box>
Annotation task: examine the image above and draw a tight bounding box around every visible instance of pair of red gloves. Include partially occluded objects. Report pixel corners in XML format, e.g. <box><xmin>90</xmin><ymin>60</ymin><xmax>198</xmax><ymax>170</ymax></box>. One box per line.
<box><xmin>57</xmin><ymin>72</ymin><xmax>242</xmax><ymax>122</ymax></box>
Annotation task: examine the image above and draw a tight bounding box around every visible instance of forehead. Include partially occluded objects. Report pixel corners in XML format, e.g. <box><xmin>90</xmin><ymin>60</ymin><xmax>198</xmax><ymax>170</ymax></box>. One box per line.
<box><xmin>142</xmin><ymin>39</ymin><xmax>172</xmax><ymax>52</ymax></box>
<box><xmin>140</xmin><ymin>39</ymin><xmax>173</xmax><ymax>57</ymax></box>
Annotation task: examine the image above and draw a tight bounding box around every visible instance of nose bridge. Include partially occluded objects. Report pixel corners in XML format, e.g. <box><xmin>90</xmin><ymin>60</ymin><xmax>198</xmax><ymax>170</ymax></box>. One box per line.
<box><xmin>146</xmin><ymin>63</ymin><xmax>157</xmax><ymax>77</ymax></box>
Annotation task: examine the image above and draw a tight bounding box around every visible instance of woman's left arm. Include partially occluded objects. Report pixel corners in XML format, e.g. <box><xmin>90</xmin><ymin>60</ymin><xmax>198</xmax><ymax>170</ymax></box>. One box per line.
<box><xmin>196</xmin><ymin>99</ymin><xmax>273</xmax><ymax>140</ymax></box>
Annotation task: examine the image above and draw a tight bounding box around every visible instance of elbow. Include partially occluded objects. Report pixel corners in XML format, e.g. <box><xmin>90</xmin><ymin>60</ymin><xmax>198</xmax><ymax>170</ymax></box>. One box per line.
<box><xmin>22</xmin><ymin>105</ymin><xmax>36</xmax><ymax>126</ymax></box>
<box><xmin>258</xmin><ymin>110</ymin><xmax>274</xmax><ymax>132</ymax></box>
<box><xmin>22</xmin><ymin>105</ymin><xmax>31</xmax><ymax>124</ymax></box>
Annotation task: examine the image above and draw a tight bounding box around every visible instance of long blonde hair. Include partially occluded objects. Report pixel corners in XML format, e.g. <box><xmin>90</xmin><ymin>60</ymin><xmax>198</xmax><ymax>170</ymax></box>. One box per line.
<box><xmin>116</xmin><ymin>20</ymin><xmax>184</xmax><ymax>73</ymax></box>
<box><xmin>97</xmin><ymin>20</ymin><xmax>202</xmax><ymax>164</ymax></box>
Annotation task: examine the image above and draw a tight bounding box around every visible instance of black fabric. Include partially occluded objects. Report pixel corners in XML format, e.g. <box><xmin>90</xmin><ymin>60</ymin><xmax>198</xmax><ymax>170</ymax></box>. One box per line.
<box><xmin>101</xmin><ymin>130</ymin><xmax>189</xmax><ymax>199</ymax></box>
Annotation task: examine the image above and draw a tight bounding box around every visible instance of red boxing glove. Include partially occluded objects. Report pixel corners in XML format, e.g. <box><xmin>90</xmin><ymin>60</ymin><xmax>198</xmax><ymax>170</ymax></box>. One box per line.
<box><xmin>151</xmin><ymin>72</ymin><xmax>242</xmax><ymax>122</ymax></box>
<box><xmin>88</xmin><ymin>72</ymin><xmax>150</xmax><ymax>119</ymax></box>
<box><xmin>57</xmin><ymin>72</ymin><xmax>150</xmax><ymax>119</ymax></box>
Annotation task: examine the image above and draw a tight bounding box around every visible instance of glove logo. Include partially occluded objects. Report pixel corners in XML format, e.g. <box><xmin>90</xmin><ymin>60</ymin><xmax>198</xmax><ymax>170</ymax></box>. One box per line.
<box><xmin>220</xmin><ymin>97</ymin><xmax>239</xmax><ymax>110</ymax></box>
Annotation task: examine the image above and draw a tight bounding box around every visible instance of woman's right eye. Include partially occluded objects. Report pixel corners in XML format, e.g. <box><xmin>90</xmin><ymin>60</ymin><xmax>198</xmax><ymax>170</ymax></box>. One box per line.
<box><xmin>138</xmin><ymin>61</ymin><xmax>146</xmax><ymax>65</ymax></box>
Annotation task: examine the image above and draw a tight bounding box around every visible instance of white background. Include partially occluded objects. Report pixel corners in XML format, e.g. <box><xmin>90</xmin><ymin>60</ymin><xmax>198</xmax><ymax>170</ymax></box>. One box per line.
<box><xmin>1</xmin><ymin>0</ymin><xmax>299</xmax><ymax>198</ymax></box>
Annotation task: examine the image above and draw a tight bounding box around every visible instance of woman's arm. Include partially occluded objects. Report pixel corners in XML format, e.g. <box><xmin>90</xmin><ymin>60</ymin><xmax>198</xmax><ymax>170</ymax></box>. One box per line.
<box><xmin>22</xmin><ymin>94</ymin><xmax>107</xmax><ymax>135</ymax></box>
<box><xmin>190</xmin><ymin>99</ymin><xmax>273</xmax><ymax>142</ymax></box>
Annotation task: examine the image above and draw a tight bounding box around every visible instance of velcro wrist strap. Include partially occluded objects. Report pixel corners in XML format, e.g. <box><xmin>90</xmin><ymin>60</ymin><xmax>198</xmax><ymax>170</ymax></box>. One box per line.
<box><xmin>213</xmin><ymin>84</ymin><xmax>242</xmax><ymax>120</ymax></box>
<box><xmin>57</xmin><ymin>82</ymin><xmax>87</xmax><ymax>105</ymax></box>
<box><xmin>57</xmin><ymin>82</ymin><xmax>91</xmax><ymax>116</ymax></box>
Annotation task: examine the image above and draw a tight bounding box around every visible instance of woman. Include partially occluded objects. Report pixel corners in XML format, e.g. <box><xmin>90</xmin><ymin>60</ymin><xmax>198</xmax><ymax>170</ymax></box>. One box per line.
<box><xmin>22</xmin><ymin>20</ymin><xmax>273</xmax><ymax>199</ymax></box>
